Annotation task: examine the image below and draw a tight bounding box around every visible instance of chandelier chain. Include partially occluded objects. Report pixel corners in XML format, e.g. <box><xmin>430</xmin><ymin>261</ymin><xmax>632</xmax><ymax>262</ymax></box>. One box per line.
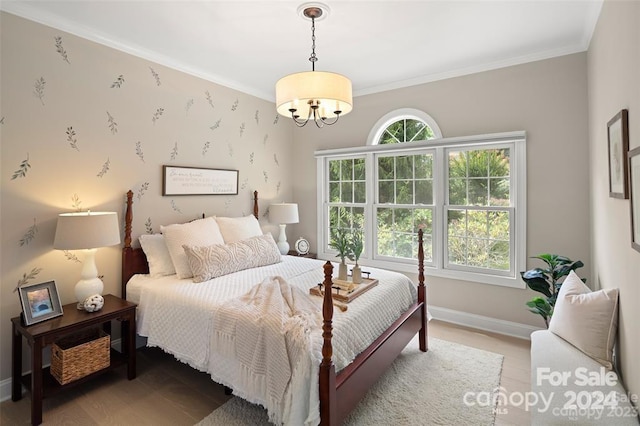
<box><xmin>309</xmin><ymin>16</ymin><xmax>317</xmax><ymax>71</ymax></box>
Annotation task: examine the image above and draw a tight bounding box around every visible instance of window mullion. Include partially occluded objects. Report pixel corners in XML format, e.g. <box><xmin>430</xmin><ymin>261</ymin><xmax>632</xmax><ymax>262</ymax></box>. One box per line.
<box><xmin>365</xmin><ymin>153</ymin><xmax>375</xmax><ymax>260</ymax></box>
<box><xmin>434</xmin><ymin>147</ymin><xmax>445</xmax><ymax>270</ymax></box>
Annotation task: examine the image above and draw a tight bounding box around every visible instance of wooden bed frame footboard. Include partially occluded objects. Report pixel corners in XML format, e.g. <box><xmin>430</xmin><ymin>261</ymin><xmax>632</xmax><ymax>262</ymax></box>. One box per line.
<box><xmin>121</xmin><ymin>189</ymin><xmax>427</xmax><ymax>426</ymax></box>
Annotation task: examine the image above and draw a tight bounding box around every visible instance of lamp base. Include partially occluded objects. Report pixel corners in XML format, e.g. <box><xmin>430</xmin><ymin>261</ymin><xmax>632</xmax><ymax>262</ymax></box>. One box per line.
<box><xmin>277</xmin><ymin>224</ymin><xmax>290</xmax><ymax>255</ymax></box>
<box><xmin>75</xmin><ymin>277</ymin><xmax>104</xmax><ymax>310</ymax></box>
<box><xmin>277</xmin><ymin>241</ymin><xmax>290</xmax><ymax>255</ymax></box>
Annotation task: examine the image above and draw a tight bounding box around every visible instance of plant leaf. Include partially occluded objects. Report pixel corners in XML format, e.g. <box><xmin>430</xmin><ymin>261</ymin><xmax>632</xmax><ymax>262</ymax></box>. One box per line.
<box><xmin>523</xmin><ymin>277</ymin><xmax>553</xmax><ymax>298</ymax></box>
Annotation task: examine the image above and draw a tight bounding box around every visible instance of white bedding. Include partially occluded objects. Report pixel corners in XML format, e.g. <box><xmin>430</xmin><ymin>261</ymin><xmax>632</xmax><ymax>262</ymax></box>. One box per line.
<box><xmin>127</xmin><ymin>255</ymin><xmax>419</xmax><ymax>425</ymax></box>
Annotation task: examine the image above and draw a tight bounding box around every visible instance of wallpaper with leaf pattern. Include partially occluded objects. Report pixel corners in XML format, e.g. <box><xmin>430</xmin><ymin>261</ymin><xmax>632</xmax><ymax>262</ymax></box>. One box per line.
<box><xmin>0</xmin><ymin>12</ymin><xmax>295</xmax><ymax>381</ymax></box>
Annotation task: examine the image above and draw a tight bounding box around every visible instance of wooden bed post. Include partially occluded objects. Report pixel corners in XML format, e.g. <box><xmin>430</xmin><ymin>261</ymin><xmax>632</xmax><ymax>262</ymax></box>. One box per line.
<box><xmin>122</xmin><ymin>190</ymin><xmax>134</xmax><ymax>298</ymax></box>
<box><xmin>253</xmin><ymin>190</ymin><xmax>259</xmax><ymax>219</ymax></box>
<box><xmin>319</xmin><ymin>261</ymin><xmax>337</xmax><ymax>426</ymax></box>
<box><xmin>418</xmin><ymin>228</ymin><xmax>428</xmax><ymax>352</ymax></box>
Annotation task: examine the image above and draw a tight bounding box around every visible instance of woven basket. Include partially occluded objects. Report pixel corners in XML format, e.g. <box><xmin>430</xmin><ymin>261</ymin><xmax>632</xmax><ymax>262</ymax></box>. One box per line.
<box><xmin>51</xmin><ymin>328</ymin><xmax>110</xmax><ymax>385</ymax></box>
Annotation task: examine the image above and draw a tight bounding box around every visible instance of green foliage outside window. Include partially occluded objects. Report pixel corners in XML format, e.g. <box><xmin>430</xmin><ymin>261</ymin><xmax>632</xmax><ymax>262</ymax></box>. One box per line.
<box><xmin>378</xmin><ymin>119</ymin><xmax>435</xmax><ymax>144</ymax></box>
<box><xmin>329</xmin><ymin>158</ymin><xmax>366</xmax><ymax>203</ymax></box>
<box><xmin>377</xmin><ymin>207</ymin><xmax>433</xmax><ymax>261</ymax></box>
<box><xmin>447</xmin><ymin>148</ymin><xmax>511</xmax><ymax>270</ymax></box>
<box><xmin>378</xmin><ymin>154</ymin><xmax>433</xmax><ymax>205</ymax></box>
<box><xmin>448</xmin><ymin>149</ymin><xmax>510</xmax><ymax>207</ymax></box>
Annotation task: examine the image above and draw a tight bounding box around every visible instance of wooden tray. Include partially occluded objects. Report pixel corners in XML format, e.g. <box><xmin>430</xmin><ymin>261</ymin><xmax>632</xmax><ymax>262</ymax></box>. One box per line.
<box><xmin>310</xmin><ymin>278</ymin><xmax>379</xmax><ymax>303</ymax></box>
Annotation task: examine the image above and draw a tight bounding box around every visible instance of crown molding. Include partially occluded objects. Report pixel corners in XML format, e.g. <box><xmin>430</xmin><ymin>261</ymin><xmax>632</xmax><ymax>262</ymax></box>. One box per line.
<box><xmin>0</xmin><ymin>4</ymin><xmax>274</xmax><ymax>102</ymax></box>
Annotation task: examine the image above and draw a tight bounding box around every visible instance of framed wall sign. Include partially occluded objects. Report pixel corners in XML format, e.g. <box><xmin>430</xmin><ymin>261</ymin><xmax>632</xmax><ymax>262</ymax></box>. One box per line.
<box><xmin>162</xmin><ymin>166</ymin><xmax>239</xmax><ymax>196</ymax></box>
<box><xmin>607</xmin><ymin>109</ymin><xmax>629</xmax><ymax>199</ymax></box>
<box><xmin>18</xmin><ymin>280</ymin><xmax>64</xmax><ymax>326</ymax></box>
<box><xmin>628</xmin><ymin>146</ymin><xmax>640</xmax><ymax>253</ymax></box>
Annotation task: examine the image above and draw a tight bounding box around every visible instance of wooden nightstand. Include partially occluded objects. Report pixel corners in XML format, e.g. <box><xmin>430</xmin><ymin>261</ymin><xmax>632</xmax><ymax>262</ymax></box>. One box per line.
<box><xmin>11</xmin><ymin>294</ymin><xmax>136</xmax><ymax>425</ymax></box>
<box><xmin>287</xmin><ymin>250</ymin><xmax>317</xmax><ymax>259</ymax></box>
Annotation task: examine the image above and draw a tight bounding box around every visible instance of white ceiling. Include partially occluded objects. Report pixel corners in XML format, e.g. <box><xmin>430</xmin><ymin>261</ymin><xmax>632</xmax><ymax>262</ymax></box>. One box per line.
<box><xmin>2</xmin><ymin>0</ymin><xmax>603</xmax><ymax>101</ymax></box>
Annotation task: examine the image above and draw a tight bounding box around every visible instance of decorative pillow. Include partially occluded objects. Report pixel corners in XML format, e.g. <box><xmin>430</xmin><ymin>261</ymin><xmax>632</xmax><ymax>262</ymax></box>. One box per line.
<box><xmin>183</xmin><ymin>234</ymin><xmax>281</xmax><ymax>283</ymax></box>
<box><xmin>215</xmin><ymin>215</ymin><xmax>262</xmax><ymax>243</ymax></box>
<box><xmin>549</xmin><ymin>271</ymin><xmax>619</xmax><ymax>369</ymax></box>
<box><xmin>139</xmin><ymin>234</ymin><xmax>176</xmax><ymax>277</ymax></box>
<box><xmin>160</xmin><ymin>217</ymin><xmax>224</xmax><ymax>279</ymax></box>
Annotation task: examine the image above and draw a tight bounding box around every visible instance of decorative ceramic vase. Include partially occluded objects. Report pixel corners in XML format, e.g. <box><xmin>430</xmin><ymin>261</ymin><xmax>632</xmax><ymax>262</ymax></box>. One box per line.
<box><xmin>352</xmin><ymin>264</ymin><xmax>362</xmax><ymax>284</ymax></box>
<box><xmin>338</xmin><ymin>261</ymin><xmax>348</xmax><ymax>280</ymax></box>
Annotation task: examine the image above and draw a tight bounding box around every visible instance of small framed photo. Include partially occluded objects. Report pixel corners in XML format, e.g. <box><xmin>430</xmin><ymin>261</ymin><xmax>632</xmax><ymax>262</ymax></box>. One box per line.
<box><xmin>607</xmin><ymin>109</ymin><xmax>630</xmax><ymax>199</ymax></box>
<box><xmin>18</xmin><ymin>280</ymin><xmax>64</xmax><ymax>326</ymax></box>
<box><xmin>629</xmin><ymin>146</ymin><xmax>640</xmax><ymax>253</ymax></box>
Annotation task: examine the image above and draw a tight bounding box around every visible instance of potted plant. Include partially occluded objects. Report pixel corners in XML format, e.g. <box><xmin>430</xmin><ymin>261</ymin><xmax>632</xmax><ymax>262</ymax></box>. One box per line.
<box><xmin>348</xmin><ymin>229</ymin><xmax>364</xmax><ymax>284</ymax></box>
<box><xmin>521</xmin><ymin>254</ymin><xmax>584</xmax><ymax>328</ymax></box>
<box><xmin>330</xmin><ymin>229</ymin><xmax>351</xmax><ymax>280</ymax></box>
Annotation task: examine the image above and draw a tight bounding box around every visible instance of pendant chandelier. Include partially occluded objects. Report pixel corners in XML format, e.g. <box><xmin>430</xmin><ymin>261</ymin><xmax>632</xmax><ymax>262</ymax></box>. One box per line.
<box><xmin>275</xmin><ymin>4</ymin><xmax>353</xmax><ymax>128</ymax></box>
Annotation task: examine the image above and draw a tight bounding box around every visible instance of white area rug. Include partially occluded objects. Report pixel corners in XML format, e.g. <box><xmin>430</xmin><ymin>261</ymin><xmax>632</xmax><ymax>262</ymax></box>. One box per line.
<box><xmin>196</xmin><ymin>337</ymin><xmax>503</xmax><ymax>426</ymax></box>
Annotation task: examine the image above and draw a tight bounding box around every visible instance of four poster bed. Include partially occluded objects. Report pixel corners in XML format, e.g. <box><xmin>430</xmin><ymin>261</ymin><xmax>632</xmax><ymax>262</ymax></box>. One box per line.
<box><xmin>121</xmin><ymin>190</ymin><xmax>428</xmax><ymax>425</ymax></box>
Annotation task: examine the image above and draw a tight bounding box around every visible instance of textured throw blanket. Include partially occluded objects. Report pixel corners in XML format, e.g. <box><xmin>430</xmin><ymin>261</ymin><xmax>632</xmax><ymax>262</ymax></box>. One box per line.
<box><xmin>211</xmin><ymin>276</ymin><xmax>322</xmax><ymax>425</ymax></box>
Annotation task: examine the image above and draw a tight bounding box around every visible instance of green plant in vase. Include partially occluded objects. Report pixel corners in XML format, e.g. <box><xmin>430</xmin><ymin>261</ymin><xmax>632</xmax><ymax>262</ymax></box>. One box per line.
<box><xmin>330</xmin><ymin>229</ymin><xmax>351</xmax><ymax>280</ymax></box>
<box><xmin>348</xmin><ymin>229</ymin><xmax>364</xmax><ymax>283</ymax></box>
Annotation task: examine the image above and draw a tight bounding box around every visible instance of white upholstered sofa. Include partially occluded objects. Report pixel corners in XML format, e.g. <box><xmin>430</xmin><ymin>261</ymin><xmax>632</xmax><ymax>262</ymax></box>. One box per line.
<box><xmin>529</xmin><ymin>272</ymin><xmax>638</xmax><ymax>425</ymax></box>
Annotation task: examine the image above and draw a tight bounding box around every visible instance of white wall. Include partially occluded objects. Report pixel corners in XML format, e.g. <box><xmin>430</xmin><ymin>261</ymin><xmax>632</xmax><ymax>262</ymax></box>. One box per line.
<box><xmin>587</xmin><ymin>0</ymin><xmax>640</xmax><ymax>399</ymax></box>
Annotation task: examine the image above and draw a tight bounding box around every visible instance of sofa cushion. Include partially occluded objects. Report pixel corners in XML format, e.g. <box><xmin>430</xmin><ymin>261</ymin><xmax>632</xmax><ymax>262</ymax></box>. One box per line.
<box><xmin>530</xmin><ymin>330</ymin><xmax>638</xmax><ymax>425</ymax></box>
<box><xmin>548</xmin><ymin>271</ymin><xmax>619</xmax><ymax>369</ymax></box>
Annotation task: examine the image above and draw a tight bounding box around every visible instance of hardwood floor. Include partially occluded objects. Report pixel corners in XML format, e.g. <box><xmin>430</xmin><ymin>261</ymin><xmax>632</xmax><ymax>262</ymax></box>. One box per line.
<box><xmin>1</xmin><ymin>319</ymin><xmax>531</xmax><ymax>425</ymax></box>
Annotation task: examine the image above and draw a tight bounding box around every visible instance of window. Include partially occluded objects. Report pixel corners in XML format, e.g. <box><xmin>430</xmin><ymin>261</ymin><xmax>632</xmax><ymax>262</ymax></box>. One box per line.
<box><xmin>316</xmin><ymin>110</ymin><xmax>526</xmax><ymax>288</ymax></box>
<box><xmin>445</xmin><ymin>147</ymin><xmax>513</xmax><ymax>275</ymax></box>
<box><xmin>328</xmin><ymin>158</ymin><xmax>366</xmax><ymax>252</ymax></box>
<box><xmin>376</xmin><ymin>153</ymin><xmax>434</xmax><ymax>262</ymax></box>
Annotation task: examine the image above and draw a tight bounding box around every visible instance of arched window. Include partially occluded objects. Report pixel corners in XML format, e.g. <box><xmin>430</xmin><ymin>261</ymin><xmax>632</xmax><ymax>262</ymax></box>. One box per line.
<box><xmin>367</xmin><ymin>108</ymin><xmax>442</xmax><ymax>146</ymax></box>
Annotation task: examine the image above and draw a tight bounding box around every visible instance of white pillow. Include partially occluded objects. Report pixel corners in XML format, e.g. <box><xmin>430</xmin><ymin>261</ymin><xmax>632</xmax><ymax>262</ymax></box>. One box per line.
<box><xmin>549</xmin><ymin>271</ymin><xmax>619</xmax><ymax>369</ymax></box>
<box><xmin>139</xmin><ymin>234</ymin><xmax>176</xmax><ymax>277</ymax></box>
<box><xmin>160</xmin><ymin>217</ymin><xmax>224</xmax><ymax>279</ymax></box>
<box><xmin>215</xmin><ymin>215</ymin><xmax>262</xmax><ymax>243</ymax></box>
<box><xmin>183</xmin><ymin>234</ymin><xmax>281</xmax><ymax>283</ymax></box>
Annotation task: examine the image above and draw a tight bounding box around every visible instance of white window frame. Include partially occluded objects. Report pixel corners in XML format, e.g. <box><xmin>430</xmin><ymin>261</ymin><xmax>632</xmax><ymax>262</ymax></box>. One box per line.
<box><xmin>366</xmin><ymin>108</ymin><xmax>443</xmax><ymax>145</ymax></box>
<box><xmin>315</xmin><ymin>131</ymin><xmax>527</xmax><ymax>288</ymax></box>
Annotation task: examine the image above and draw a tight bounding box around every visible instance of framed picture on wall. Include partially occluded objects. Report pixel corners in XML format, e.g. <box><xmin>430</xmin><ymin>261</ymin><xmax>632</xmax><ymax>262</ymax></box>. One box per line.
<box><xmin>628</xmin><ymin>146</ymin><xmax>640</xmax><ymax>253</ymax></box>
<box><xmin>607</xmin><ymin>109</ymin><xmax>629</xmax><ymax>199</ymax></box>
<box><xmin>18</xmin><ymin>280</ymin><xmax>64</xmax><ymax>326</ymax></box>
<box><xmin>162</xmin><ymin>165</ymin><xmax>239</xmax><ymax>196</ymax></box>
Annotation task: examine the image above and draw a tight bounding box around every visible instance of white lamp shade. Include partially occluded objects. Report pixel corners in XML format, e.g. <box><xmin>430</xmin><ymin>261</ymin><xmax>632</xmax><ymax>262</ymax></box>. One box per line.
<box><xmin>269</xmin><ymin>203</ymin><xmax>299</xmax><ymax>225</ymax></box>
<box><xmin>54</xmin><ymin>212</ymin><xmax>121</xmax><ymax>250</ymax></box>
<box><xmin>276</xmin><ymin>71</ymin><xmax>353</xmax><ymax>119</ymax></box>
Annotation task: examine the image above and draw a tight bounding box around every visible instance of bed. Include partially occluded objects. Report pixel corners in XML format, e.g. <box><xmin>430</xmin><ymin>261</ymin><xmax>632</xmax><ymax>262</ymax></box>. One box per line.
<box><xmin>121</xmin><ymin>190</ymin><xmax>428</xmax><ymax>425</ymax></box>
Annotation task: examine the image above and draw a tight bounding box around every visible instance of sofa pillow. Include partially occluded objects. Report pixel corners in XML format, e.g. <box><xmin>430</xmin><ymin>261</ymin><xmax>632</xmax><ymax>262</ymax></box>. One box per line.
<box><xmin>139</xmin><ymin>234</ymin><xmax>176</xmax><ymax>277</ymax></box>
<box><xmin>160</xmin><ymin>217</ymin><xmax>224</xmax><ymax>279</ymax></box>
<box><xmin>215</xmin><ymin>215</ymin><xmax>262</xmax><ymax>243</ymax></box>
<box><xmin>183</xmin><ymin>234</ymin><xmax>281</xmax><ymax>283</ymax></box>
<box><xmin>549</xmin><ymin>271</ymin><xmax>619</xmax><ymax>369</ymax></box>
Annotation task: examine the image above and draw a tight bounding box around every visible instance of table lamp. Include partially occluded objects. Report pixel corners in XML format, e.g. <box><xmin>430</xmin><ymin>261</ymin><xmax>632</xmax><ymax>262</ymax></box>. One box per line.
<box><xmin>269</xmin><ymin>203</ymin><xmax>299</xmax><ymax>255</ymax></box>
<box><xmin>54</xmin><ymin>211</ymin><xmax>121</xmax><ymax>309</ymax></box>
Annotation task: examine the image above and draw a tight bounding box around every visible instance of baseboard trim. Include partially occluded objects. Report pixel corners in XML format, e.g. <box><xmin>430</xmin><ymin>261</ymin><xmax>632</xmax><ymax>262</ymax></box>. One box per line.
<box><xmin>429</xmin><ymin>305</ymin><xmax>542</xmax><ymax>340</ymax></box>
<box><xmin>0</xmin><ymin>377</ymin><xmax>12</xmax><ymax>403</ymax></box>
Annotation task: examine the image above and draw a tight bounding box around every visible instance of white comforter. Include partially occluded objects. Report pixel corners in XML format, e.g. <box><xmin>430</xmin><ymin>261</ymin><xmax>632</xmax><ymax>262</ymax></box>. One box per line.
<box><xmin>128</xmin><ymin>256</ymin><xmax>418</xmax><ymax>425</ymax></box>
